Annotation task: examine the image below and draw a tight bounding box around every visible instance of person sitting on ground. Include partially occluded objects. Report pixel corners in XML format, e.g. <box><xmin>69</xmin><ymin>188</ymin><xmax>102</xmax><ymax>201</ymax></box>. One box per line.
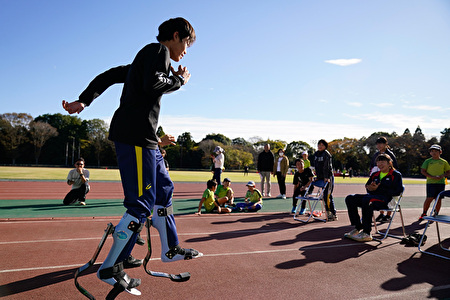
<box><xmin>215</xmin><ymin>177</ymin><xmax>234</xmax><ymax>206</ymax></box>
<box><xmin>63</xmin><ymin>158</ymin><xmax>90</xmax><ymax>206</ymax></box>
<box><xmin>291</xmin><ymin>158</ymin><xmax>314</xmax><ymax>214</ymax></box>
<box><xmin>197</xmin><ymin>179</ymin><xmax>232</xmax><ymax>215</ymax></box>
<box><xmin>371</xmin><ymin>136</ymin><xmax>399</xmax><ymax>224</ymax></box>
<box><xmin>235</xmin><ymin>181</ymin><xmax>263</xmax><ymax>212</ymax></box>
<box><xmin>344</xmin><ymin>154</ymin><xmax>403</xmax><ymax>242</ymax></box>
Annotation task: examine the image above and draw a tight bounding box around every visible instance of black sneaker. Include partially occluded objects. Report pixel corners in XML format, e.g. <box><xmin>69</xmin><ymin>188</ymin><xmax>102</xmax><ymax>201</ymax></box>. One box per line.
<box><xmin>136</xmin><ymin>234</ymin><xmax>145</xmax><ymax>246</ymax></box>
<box><xmin>123</xmin><ymin>255</ymin><xmax>143</xmax><ymax>269</ymax></box>
<box><xmin>375</xmin><ymin>214</ymin><xmax>384</xmax><ymax>222</ymax></box>
<box><xmin>380</xmin><ymin>215</ymin><xmax>391</xmax><ymax>223</ymax></box>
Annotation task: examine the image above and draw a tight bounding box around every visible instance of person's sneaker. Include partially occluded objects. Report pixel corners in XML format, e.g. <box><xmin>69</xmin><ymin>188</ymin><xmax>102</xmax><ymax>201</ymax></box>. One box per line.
<box><xmin>344</xmin><ymin>229</ymin><xmax>361</xmax><ymax>238</ymax></box>
<box><xmin>291</xmin><ymin>206</ymin><xmax>296</xmax><ymax>214</ymax></box>
<box><xmin>418</xmin><ymin>213</ymin><xmax>427</xmax><ymax>222</ymax></box>
<box><xmin>78</xmin><ymin>201</ymin><xmax>86</xmax><ymax>206</ymax></box>
<box><xmin>327</xmin><ymin>211</ymin><xmax>337</xmax><ymax>221</ymax></box>
<box><xmin>380</xmin><ymin>215</ymin><xmax>391</xmax><ymax>224</ymax></box>
<box><xmin>375</xmin><ymin>214</ymin><xmax>384</xmax><ymax>222</ymax></box>
<box><xmin>123</xmin><ymin>255</ymin><xmax>144</xmax><ymax>269</ymax></box>
<box><xmin>276</xmin><ymin>194</ymin><xmax>283</xmax><ymax>198</ymax></box>
<box><xmin>262</xmin><ymin>192</ymin><xmax>266</xmax><ymax>197</ymax></box>
<box><xmin>350</xmin><ymin>232</ymin><xmax>373</xmax><ymax>242</ymax></box>
<box><xmin>267</xmin><ymin>193</ymin><xmax>271</xmax><ymax>197</ymax></box>
<box><xmin>299</xmin><ymin>208</ymin><xmax>305</xmax><ymax>215</ymax></box>
<box><xmin>136</xmin><ymin>234</ymin><xmax>145</xmax><ymax>246</ymax></box>
<box><xmin>282</xmin><ymin>194</ymin><xmax>286</xmax><ymax>199</ymax></box>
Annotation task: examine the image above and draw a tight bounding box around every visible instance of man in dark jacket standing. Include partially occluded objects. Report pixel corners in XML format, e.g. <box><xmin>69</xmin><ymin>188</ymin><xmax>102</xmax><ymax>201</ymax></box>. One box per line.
<box><xmin>257</xmin><ymin>144</ymin><xmax>274</xmax><ymax>197</ymax></box>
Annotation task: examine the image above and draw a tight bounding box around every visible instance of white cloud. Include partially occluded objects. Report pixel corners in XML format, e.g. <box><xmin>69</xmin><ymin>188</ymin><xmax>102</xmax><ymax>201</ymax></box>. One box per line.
<box><xmin>158</xmin><ymin>115</ymin><xmax>371</xmax><ymax>145</ymax></box>
<box><xmin>405</xmin><ymin>105</ymin><xmax>445</xmax><ymax>111</ymax></box>
<box><xmin>347</xmin><ymin>101</ymin><xmax>363</xmax><ymax>107</ymax></box>
<box><xmin>371</xmin><ymin>102</ymin><xmax>394</xmax><ymax>108</ymax></box>
<box><xmin>324</xmin><ymin>58</ymin><xmax>362</xmax><ymax>66</ymax></box>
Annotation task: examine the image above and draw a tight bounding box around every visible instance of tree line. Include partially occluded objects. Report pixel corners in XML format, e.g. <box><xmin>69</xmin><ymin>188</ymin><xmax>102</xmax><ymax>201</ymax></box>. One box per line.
<box><xmin>0</xmin><ymin>112</ymin><xmax>449</xmax><ymax>176</ymax></box>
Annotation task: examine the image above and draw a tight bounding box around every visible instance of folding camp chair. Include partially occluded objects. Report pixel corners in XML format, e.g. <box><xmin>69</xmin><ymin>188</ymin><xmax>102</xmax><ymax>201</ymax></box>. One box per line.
<box><xmin>293</xmin><ymin>180</ymin><xmax>328</xmax><ymax>223</ymax></box>
<box><xmin>418</xmin><ymin>190</ymin><xmax>450</xmax><ymax>260</ymax></box>
<box><xmin>372</xmin><ymin>186</ymin><xmax>406</xmax><ymax>241</ymax></box>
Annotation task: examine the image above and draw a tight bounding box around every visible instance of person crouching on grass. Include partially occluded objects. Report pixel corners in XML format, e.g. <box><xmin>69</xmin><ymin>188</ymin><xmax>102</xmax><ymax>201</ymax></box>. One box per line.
<box><xmin>234</xmin><ymin>181</ymin><xmax>263</xmax><ymax>212</ymax></box>
<box><xmin>197</xmin><ymin>179</ymin><xmax>232</xmax><ymax>215</ymax></box>
<box><xmin>344</xmin><ymin>154</ymin><xmax>403</xmax><ymax>242</ymax></box>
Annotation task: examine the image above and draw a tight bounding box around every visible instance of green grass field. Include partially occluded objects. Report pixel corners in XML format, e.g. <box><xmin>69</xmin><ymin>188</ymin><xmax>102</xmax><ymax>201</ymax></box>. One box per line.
<box><xmin>0</xmin><ymin>166</ymin><xmax>426</xmax><ymax>184</ymax></box>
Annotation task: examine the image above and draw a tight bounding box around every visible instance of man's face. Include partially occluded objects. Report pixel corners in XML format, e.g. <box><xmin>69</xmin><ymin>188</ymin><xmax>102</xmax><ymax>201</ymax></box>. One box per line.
<box><xmin>296</xmin><ymin>160</ymin><xmax>304</xmax><ymax>172</ymax></box>
<box><xmin>318</xmin><ymin>143</ymin><xmax>326</xmax><ymax>151</ymax></box>
<box><xmin>75</xmin><ymin>161</ymin><xmax>84</xmax><ymax>169</ymax></box>
<box><xmin>169</xmin><ymin>34</ymin><xmax>189</xmax><ymax>62</ymax></box>
<box><xmin>223</xmin><ymin>181</ymin><xmax>230</xmax><ymax>188</ymax></box>
<box><xmin>376</xmin><ymin>142</ymin><xmax>386</xmax><ymax>152</ymax></box>
<box><xmin>264</xmin><ymin>144</ymin><xmax>270</xmax><ymax>152</ymax></box>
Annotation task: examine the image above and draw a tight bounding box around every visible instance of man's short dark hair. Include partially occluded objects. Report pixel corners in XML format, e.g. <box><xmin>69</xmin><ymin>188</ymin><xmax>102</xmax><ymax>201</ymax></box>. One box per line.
<box><xmin>207</xmin><ymin>179</ymin><xmax>217</xmax><ymax>189</ymax></box>
<box><xmin>157</xmin><ymin>17</ymin><xmax>196</xmax><ymax>46</ymax></box>
<box><xmin>376</xmin><ymin>137</ymin><xmax>388</xmax><ymax>144</ymax></box>
<box><xmin>294</xmin><ymin>158</ymin><xmax>303</xmax><ymax>165</ymax></box>
<box><xmin>75</xmin><ymin>157</ymin><xmax>85</xmax><ymax>164</ymax></box>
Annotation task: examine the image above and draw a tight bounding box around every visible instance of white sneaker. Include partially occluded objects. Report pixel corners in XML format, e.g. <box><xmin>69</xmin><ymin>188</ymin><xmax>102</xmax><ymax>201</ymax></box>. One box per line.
<box><xmin>79</xmin><ymin>201</ymin><xmax>86</xmax><ymax>206</ymax></box>
<box><xmin>281</xmin><ymin>194</ymin><xmax>286</xmax><ymax>199</ymax></box>
<box><xmin>350</xmin><ymin>232</ymin><xmax>372</xmax><ymax>242</ymax></box>
<box><xmin>267</xmin><ymin>193</ymin><xmax>271</xmax><ymax>197</ymax></box>
<box><xmin>344</xmin><ymin>229</ymin><xmax>360</xmax><ymax>238</ymax></box>
<box><xmin>262</xmin><ymin>192</ymin><xmax>266</xmax><ymax>197</ymax></box>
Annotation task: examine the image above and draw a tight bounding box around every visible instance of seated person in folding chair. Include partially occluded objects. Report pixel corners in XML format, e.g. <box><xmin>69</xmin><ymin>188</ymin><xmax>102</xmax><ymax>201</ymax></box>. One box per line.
<box><xmin>235</xmin><ymin>181</ymin><xmax>263</xmax><ymax>212</ymax></box>
<box><xmin>371</xmin><ymin>137</ymin><xmax>399</xmax><ymax>224</ymax></box>
<box><xmin>197</xmin><ymin>179</ymin><xmax>232</xmax><ymax>215</ymax></box>
<box><xmin>291</xmin><ymin>158</ymin><xmax>314</xmax><ymax>214</ymax></box>
<box><xmin>313</xmin><ymin>139</ymin><xmax>337</xmax><ymax>221</ymax></box>
<box><xmin>344</xmin><ymin>154</ymin><xmax>403</xmax><ymax>242</ymax></box>
<box><xmin>215</xmin><ymin>177</ymin><xmax>234</xmax><ymax>206</ymax></box>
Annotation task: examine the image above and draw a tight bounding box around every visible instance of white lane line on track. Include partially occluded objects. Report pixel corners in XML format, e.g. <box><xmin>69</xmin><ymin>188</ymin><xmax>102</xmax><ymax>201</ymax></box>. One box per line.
<box><xmin>0</xmin><ymin>248</ymin><xmax>300</xmax><ymax>274</ymax></box>
<box><xmin>0</xmin><ymin>227</ymin><xmax>302</xmax><ymax>245</ymax></box>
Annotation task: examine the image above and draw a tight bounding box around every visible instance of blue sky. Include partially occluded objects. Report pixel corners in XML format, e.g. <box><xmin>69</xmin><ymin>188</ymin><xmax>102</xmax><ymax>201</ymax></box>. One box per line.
<box><xmin>1</xmin><ymin>0</ymin><xmax>449</xmax><ymax>147</ymax></box>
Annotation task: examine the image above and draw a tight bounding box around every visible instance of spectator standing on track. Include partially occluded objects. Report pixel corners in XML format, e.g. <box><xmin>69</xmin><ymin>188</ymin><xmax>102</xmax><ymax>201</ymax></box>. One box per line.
<box><xmin>313</xmin><ymin>139</ymin><xmax>337</xmax><ymax>221</ymax></box>
<box><xmin>197</xmin><ymin>179</ymin><xmax>232</xmax><ymax>214</ymax></box>
<box><xmin>273</xmin><ymin>149</ymin><xmax>289</xmax><ymax>199</ymax></box>
<box><xmin>235</xmin><ymin>181</ymin><xmax>263</xmax><ymax>212</ymax></box>
<box><xmin>211</xmin><ymin>146</ymin><xmax>225</xmax><ymax>183</ymax></box>
<box><xmin>371</xmin><ymin>136</ymin><xmax>399</xmax><ymax>223</ymax></box>
<box><xmin>161</xmin><ymin>148</ymin><xmax>169</xmax><ymax>171</ymax></box>
<box><xmin>63</xmin><ymin>157</ymin><xmax>90</xmax><ymax>206</ymax></box>
<box><xmin>257</xmin><ymin>144</ymin><xmax>274</xmax><ymax>197</ymax></box>
<box><xmin>344</xmin><ymin>154</ymin><xmax>403</xmax><ymax>242</ymax></box>
<box><xmin>62</xmin><ymin>17</ymin><xmax>202</xmax><ymax>297</ymax></box>
<box><xmin>419</xmin><ymin>144</ymin><xmax>450</xmax><ymax>221</ymax></box>
<box><xmin>291</xmin><ymin>158</ymin><xmax>314</xmax><ymax>214</ymax></box>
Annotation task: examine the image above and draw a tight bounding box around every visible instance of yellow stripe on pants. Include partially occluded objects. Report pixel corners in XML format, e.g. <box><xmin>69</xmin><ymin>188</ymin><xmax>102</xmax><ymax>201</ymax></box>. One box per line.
<box><xmin>135</xmin><ymin>146</ymin><xmax>143</xmax><ymax>197</ymax></box>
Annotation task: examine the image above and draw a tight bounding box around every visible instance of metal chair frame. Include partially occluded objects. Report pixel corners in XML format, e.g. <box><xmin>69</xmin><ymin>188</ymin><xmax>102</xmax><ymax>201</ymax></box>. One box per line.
<box><xmin>293</xmin><ymin>180</ymin><xmax>328</xmax><ymax>223</ymax></box>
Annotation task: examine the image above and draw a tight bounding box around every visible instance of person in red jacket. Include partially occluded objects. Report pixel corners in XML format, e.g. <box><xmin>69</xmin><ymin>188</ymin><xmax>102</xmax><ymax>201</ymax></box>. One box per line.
<box><xmin>344</xmin><ymin>154</ymin><xmax>403</xmax><ymax>242</ymax></box>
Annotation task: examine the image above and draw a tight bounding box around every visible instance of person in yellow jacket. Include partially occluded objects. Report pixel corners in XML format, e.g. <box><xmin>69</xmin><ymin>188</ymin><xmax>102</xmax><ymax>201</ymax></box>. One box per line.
<box><xmin>273</xmin><ymin>149</ymin><xmax>289</xmax><ymax>199</ymax></box>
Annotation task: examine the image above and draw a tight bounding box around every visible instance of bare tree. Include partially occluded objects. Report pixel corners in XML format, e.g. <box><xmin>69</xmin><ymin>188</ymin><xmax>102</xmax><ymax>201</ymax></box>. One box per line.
<box><xmin>29</xmin><ymin>121</ymin><xmax>59</xmax><ymax>164</ymax></box>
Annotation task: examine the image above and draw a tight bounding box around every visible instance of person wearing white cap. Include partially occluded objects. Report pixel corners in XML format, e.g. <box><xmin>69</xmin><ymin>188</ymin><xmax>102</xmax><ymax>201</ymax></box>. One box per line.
<box><xmin>301</xmin><ymin>151</ymin><xmax>311</xmax><ymax>169</ymax></box>
<box><xmin>211</xmin><ymin>146</ymin><xmax>225</xmax><ymax>184</ymax></box>
<box><xmin>234</xmin><ymin>181</ymin><xmax>263</xmax><ymax>212</ymax></box>
<box><xmin>419</xmin><ymin>144</ymin><xmax>450</xmax><ymax>221</ymax></box>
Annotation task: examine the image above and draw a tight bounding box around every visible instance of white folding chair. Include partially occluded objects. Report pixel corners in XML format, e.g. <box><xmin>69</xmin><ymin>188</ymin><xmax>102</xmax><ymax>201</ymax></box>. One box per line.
<box><xmin>293</xmin><ymin>180</ymin><xmax>328</xmax><ymax>223</ymax></box>
<box><xmin>419</xmin><ymin>190</ymin><xmax>450</xmax><ymax>260</ymax></box>
<box><xmin>372</xmin><ymin>186</ymin><xmax>406</xmax><ymax>242</ymax></box>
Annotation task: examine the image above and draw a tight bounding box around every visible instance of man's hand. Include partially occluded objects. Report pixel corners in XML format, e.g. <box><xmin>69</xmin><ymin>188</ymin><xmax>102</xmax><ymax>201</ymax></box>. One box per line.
<box><xmin>366</xmin><ymin>181</ymin><xmax>380</xmax><ymax>192</ymax></box>
<box><xmin>62</xmin><ymin>100</ymin><xmax>85</xmax><ymax>114</ymax></box>
<box><xmin>159</xmin><ymin>134</ymin><xmax>176</xmax><ymax>147</ymax></box>
<box><xmin>171</xmin><ymin>65</ymin><xmax>191</xmax><ymax>85</ymax></box>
